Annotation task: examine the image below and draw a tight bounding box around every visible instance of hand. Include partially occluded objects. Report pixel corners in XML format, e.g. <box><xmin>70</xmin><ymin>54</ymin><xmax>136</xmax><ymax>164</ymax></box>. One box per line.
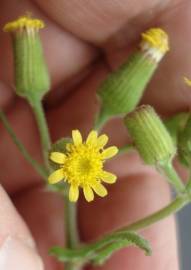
<box><xmin>0</xmin><ymin>0</ymin><xmax>188</xmax><ymax>269</ymax></box>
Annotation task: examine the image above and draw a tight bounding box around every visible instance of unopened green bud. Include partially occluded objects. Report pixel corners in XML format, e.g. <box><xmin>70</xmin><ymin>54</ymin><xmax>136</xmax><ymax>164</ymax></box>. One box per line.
<box><xmin>95</xmin><ymin>28</ymin><xmax>169</xmax><ymax>129</ymax></box>
<box><xmin>124</xmin><ymin>105</ymin><xmax>176</xmax><ymax>165</ymax></box>
<box><xmin>4</xmin><ymin>15</ymin><xmax>50</xmax><ymax>103</ymax></box>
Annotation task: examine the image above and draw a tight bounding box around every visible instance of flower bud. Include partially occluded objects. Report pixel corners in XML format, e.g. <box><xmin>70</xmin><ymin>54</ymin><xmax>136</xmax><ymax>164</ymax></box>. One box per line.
<box><xmin>4</xmin><ymin>15</ymin><xmax>50</xmax><ymax>103</ymax></box>
<box><xmin>95</xmin><ymin>28</ymin><xmax>169</xmax><ymax>129</ymax></box>
<box><xmin>124</xmin><ymin>105</ymin><xmax>176</xmax><ymax>165</ymax></box>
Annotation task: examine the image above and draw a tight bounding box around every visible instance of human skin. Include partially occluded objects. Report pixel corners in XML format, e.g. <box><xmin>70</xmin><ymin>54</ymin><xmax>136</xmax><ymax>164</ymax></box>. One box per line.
<box><xmin>0</xmin><ymin>0</ymin><xmax>190</xmax><ymax>269</ymax></box>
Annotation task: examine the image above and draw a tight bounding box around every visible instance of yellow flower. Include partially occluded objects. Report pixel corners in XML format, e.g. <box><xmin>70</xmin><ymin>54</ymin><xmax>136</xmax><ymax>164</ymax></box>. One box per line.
<box><xmin>48</xmin><ymin>130</ymin><xmax>118</xmax><ymax>202</ymax></box>
<box><xmin>140</xmin><ymin>28</ymin><xmax>169</xmax><ymax>62</ymax></box>
<box><xmin>141</xmin><ymin>28</ymin><xmax>169</xmax><ymax>53</ymax></box>
<box><xmin>3</xmin><ymin>15</ymin><xmax>44</xmax><ymax>32</ymax></box>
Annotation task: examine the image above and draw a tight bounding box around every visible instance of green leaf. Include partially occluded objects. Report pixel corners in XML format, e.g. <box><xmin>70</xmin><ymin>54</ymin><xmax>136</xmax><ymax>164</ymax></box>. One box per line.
<box><xmin>91</xmin><ymin>231</ymin><xmax>151</xmax><ymax>266</ymax></box>
<box><xmin>92</xmin><ymin>240</ymin><xmax>131</xmax><ymax>265</ymax></box>
<box><xmin>49</xmin><ymin>231</ymin><xmax>151</xmax><ymax>266</ymax></box>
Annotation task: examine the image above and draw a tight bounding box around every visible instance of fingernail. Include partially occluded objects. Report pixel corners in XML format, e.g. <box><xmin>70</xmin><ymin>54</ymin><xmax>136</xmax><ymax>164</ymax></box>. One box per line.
<box><xmin>0</xmin><ymin>236</ymin><xmax>44</xmax><ymax>270</ymax></box>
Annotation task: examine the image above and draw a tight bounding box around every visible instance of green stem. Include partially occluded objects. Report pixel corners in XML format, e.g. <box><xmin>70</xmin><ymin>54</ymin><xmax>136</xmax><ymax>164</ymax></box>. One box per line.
<box><xmin>159</xmin><ymin>162</ymin><xmax>185</xmax><ymax>193</ymax></box>
<box><xmin>87</xmin><ymin>194</ymin><xmax>190</xmax><ymax>254</ymax></box>
<box><xmin>0</xmin><ymin>110</ymin><xmax>48</xmax><ymax>180</ymax></box>
<box><xmin>94</xmin><ymin>108</ymin><xmax>110</xmax><ymax>132</ymax></box>
<box><xmin>63</xmin><ymin>192</ymin><xmax>81</xmax><ymax>270</ymax></box>
<box><xmin>64</xmin><ymin>197</ymin><xmax>79</xmax><ymax>248</ymax></box>
<box><xmin>118</xmin><ymin>144</ymin><xmax>134</xmax><ymax>155</ymax></box>
<box><xmin>29</xmin><ymin>99</ymin><xmax>51</xmax><ymax>169</ymax></box>
<box><xmin>118</xmin><ymin>194</ymin><xmax>189</xmax><ymax>232</ymax></box>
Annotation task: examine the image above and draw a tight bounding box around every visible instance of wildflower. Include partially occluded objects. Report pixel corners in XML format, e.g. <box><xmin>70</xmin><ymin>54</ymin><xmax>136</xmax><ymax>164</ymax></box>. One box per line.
<box><xmin>96</xmin><ymin>28</ymin><xmax>169</xmax><ymax>129</ymax></box>
<box><xmin>4</xmin><ymin>15</ymin><xmax>50</xmax><ymax>103</ymax></box>
<box><xmin>48</xmin><ymin>130</ymin><xmax>118</xmax><ymax>202</ymax></box>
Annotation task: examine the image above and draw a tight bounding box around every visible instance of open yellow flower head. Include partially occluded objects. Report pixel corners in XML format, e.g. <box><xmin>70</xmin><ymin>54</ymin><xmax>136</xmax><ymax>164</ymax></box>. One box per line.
<box><xmin>3</xmin><ymin>15</ymin><xmax>44</xmax><ymax>33</ymax></box>
<box><xmin>48</xmin><ymin>130</ymin><xmax>118</xmax><ymax>202</ymax></box>
<box><xmin>140</xmin><ymin>28</ymin><xmax>169</xmax><ymax>62</ymax></box>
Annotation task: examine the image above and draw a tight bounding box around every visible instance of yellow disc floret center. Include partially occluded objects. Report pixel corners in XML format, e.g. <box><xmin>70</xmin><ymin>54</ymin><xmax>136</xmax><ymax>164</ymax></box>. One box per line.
<box><xmin>64</xmin><ymin>144</ymin><xmax>103</xmax><ymax>186</ymax></box>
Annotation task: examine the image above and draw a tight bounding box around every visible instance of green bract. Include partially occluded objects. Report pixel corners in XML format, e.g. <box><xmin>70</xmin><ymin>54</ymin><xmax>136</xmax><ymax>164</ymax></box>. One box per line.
<box><xmin>124</xmin><ymin>105</ymin><xmax>176</xmax><ymax>165</ymax></box>
<box><xmin>12</xmin><ymin>31</ymin><xmax>50</xmax><ymax>102</ymax></box>
<box><xmin>4</xmin><ymin>16</ymin><xmax>50</xmax><ymax>103</ymax></box>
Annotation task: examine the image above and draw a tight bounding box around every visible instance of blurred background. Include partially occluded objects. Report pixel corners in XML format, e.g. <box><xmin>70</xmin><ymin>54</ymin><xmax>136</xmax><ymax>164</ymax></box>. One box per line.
<box><xmin>178</xmin><ymin>204</ymin><xmax>191</xmax><ymax>270</ymax></box>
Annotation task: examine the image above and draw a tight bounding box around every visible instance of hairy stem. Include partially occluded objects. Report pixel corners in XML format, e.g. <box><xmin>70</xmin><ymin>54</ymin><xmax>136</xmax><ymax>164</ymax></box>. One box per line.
<box><xmin>119</xmin><ymin>194</ymin><xmax>189</xmax><ymax>232</ymax></box>
<box><xmin>63</xmin><ymin>193</ymin><xmax>81</xmax><ymax>270</ymax></box>
<box><xmin>30</xmin><ymin>100</ymin><xmax>51</xmax><ymax>169</ymax></box>
<box><xmin>64</xmin><ymin>197</ymin><xmax>79</xmax><ymax>248</ymax></box>
<box><xmin>0</xmin><ymin>110</ymin><xmax>48</xmax><ymax>179</ymax></box>
<box><xmin>159</xmin><ymin>162</ymin><xmax>185</xmax><ymax>193</ymax></box>
<box><xmin>118</xmin><ymin>144</ymin><xmax>134</xmax><ymax>155</ymax></box>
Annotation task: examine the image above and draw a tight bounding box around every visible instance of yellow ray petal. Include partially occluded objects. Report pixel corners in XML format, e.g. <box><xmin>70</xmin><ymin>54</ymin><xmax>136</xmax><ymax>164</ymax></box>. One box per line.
<box><xmin>101</xmin><ymin>171</ymin><xmax>117</xmax><ymax>184</ymax></box>
<box><xmin>50</xmin><ymin>152</ymin><xmax>66</xmax><ymax>164</ymax></box>
<box><xmin>97</xmin><ymin>134</ymin><xmax>108</xmax><ymax>149</ymax></box>
<box><xmin>102</xmin><ymin>146</ymin><xmax>118</xmax><ymax>159</ymax></box>
<box><xmin>83</xmin><ymin>186</ymin><xmax>94</xmax><ymax>202</ymax></box>
<box><xmin>69</xmin><ymin>185</ymin><xmax>79</xmax><ymax>202</ymax></box>
<box><xmin>184</xmin><ymin>77</ymin><xmax>191</xmax><ymax>87</ymax></box>
<box><xmin>48</xmin><ymin>169</ymin><xmax>64</xmax><ymax>184</ymax></box>
<box><xmin>92</xmin><ymin>183</ymin><xmax>108</xmax><ymax>197</ymax></box>
<box><xmin>72</xmin><ymin>130</ymin><xmax>82</xmax><ymax>146</ymax></box>
<box><xmin>86</xmin><ymin>130</ymin><xmax>98</xmax><ymax>145</ymax></box>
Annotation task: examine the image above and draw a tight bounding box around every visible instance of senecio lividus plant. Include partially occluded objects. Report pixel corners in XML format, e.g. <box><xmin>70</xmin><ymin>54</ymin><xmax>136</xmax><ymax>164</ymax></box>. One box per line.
<box><xmin>1</xmin><ymin>14</ymin><xmax>191</xmax><ymax>270</ymax></box>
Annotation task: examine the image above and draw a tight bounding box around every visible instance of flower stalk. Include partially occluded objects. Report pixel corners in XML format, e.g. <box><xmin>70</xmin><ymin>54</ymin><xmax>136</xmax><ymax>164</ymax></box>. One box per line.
<box><xmin>63</xmin><ymin>186</ymin><xmax>81</xmax><ymax>270</ymax></box>
<box><xmin>63</xmin><ymin>195</ymin><xmax>81</xmax><ymax>270</ymax></box>
<box><xmin>118</xmin><ymin>193</ymin><xmax>189</xmax><ymax>232</ymax></box>
<box><xmin>0</xmin><ymin>109</ymin><xmax>48</xmax><ymax>179</ymax></box>
<box><xmin>30</xmin><ymin>99</ymin><xmax>51</xmax><ymax>169</ymax></box>
<box><xmin>158</xmin><ymin>162</ymin><xmax>185</xmax><ymax>193</ymax></box>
